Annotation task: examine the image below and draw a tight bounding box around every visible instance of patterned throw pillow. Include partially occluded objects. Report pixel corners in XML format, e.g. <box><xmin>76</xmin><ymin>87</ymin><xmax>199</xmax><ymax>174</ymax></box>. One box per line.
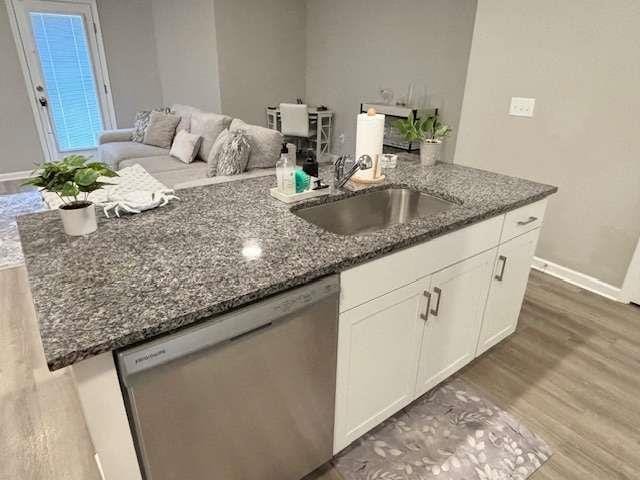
<box><xmin>215</xmin><ymin>130</ymin><xmax>251</xmax><ymax>176</ymax></box>
<box><xmin>131</xmin><ymin>107</ymin><xmax>172</xmax><ymax>143</ymax></box>
<box><xmin>207</xmin><ymin>129</ymin><xmax>230</xmax><ymax>177</ymax></box>
<box><xmin>229</xmin><ymin>118</ymin><xmax>283</xmax><ymax>169</ymax></box>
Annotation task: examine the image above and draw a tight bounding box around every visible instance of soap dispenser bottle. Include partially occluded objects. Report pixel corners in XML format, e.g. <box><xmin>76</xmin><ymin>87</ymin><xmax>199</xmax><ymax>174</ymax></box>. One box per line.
<box><xmin>276</xmin><ymin>153</ymin><xmax>287</xmax><ymax>193</ymax></box>
<box><xmin>276</xmin><ymin>143</ymin><xmax>295</xmax><ymax>195</ymax></box>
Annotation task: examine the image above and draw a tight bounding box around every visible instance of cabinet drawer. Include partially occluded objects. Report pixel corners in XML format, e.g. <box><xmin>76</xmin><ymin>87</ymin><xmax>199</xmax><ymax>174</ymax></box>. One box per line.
<box><xmin>340</xmin><ymin>215</ymin><xmax>503</xmax><ymax>312</ymax></box>
<box><xmin>501</xmin><ymin>199</ymin><xmax>547</xmax><ymax>243</ymax></box>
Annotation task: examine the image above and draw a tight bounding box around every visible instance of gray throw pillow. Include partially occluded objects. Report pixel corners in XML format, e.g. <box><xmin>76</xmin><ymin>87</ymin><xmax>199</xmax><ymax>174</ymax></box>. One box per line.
<box><xmin>215</xmin><ymin>130</ymin><xmax>251</xmax><ymax>176</ymax></box>
<box><xmin>207</xmin><ymin>129</ymin><xmax>230</xmax><ymax>177</ymax></box>
<box><xmin>229</xmin><ymin>119</ymin><xmax>283</xmax><ymax>169</ymax></box>
<box><xmin>190</xmin><ymin>111</ymin><xmax>233</xmax><ymax>161</ymax></box>
<box><xmin>131</xmin><ymin>107</ymin><xmax>171</xmax><ymax>143</ymax></box>
<box><xmin>143</xmin><ymin>111</ymin><xmax>181</xmax><ymax>149</ymax></box>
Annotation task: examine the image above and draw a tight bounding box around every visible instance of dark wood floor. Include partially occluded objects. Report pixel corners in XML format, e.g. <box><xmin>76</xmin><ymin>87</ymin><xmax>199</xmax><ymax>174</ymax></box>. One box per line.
<box><xmin>1</xmin><ymin>266</ymin><xmax>639</xmax><ymax>479</ymax></box>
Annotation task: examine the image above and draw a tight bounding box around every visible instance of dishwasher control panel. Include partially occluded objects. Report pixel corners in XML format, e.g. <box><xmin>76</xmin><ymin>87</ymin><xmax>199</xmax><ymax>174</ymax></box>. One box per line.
<box><xmin>117</xmin><ymin>275</ymin><xmax>340</xmax><ymax>378</ymax></box>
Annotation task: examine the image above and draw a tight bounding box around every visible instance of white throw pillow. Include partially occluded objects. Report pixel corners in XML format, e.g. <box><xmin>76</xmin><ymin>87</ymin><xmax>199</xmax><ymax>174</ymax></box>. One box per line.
<box><xmin>190</xmin><ymin>111</ymin><xmax>232</xmax><ymax>161</ymax></box>
<box><xmin>170</xmin><ymin>130</ymin><xmax>202</xmax><ymax>164</ymax></box>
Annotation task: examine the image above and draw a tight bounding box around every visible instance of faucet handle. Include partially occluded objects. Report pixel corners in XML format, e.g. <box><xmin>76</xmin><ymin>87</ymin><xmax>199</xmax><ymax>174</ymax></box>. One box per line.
<box><xmin>357</xmin><ymin>155</ymin><xmax>373</xmax><ymax>170</ymax></box>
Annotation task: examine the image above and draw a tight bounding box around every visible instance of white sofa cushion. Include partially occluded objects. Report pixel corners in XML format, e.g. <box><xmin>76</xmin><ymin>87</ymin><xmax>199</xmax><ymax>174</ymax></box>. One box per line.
<box><xmin>99</xmin><ymin>141</ymin><xmax>169</xmax><ymax>169</ymax></box>
<box><xmin>173</xmin><ymin>168</ymin><xmax>275</xmax><ymax>190</ymax></box>
<box><xmin>230</xmin><ymin>119</ymin><xmax>282</xmax><ymax>169</ymax></box>
<box><xmin>190</xmin><ymin>111</ymin><xmax>232</xmax><ymax>161</ymax></box>
<box><xmin>119</xmin><ymin>155</ymin><xmax>207</xmax><ymax>174</ymax></box>
<box><xmin>171</xmin><ymin>104</ymin><xmax>201</xmax><ymax>132</ymax></box>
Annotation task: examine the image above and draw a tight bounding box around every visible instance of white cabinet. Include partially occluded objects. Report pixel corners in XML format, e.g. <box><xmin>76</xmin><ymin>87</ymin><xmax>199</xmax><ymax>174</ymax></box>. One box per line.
<box><xmin>415</xmin><ymin>249</ymin><xmax>496</xmax><ymax>397</ymax></box>
<box><xmin>476</xmin><ymin>228</ymin><xmax>541</xmax><ymax>356</ymax></box>
<box><xmin>333</xmin><ymin>279</ymin><xmax>429</xmax><ymax>453</ymax></box>
<box><xmin>335</xmin><ymin>205</ymin><xmax>547</xmax><ymax>454</ymax></box>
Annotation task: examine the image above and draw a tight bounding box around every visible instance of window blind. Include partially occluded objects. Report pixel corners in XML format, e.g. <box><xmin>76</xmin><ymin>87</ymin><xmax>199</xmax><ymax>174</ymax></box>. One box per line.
<box><xmin>30</xmin><ymin>12</ymin><xmax>103</xmax><ymax>152</ymax></box>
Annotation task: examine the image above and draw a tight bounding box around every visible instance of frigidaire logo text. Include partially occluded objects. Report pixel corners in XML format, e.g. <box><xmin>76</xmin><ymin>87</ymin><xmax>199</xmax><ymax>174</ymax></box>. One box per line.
<box><xmin>135</xmin><ymin>348</ymin><xmax>166</xmax><ymax>364</ymax></box>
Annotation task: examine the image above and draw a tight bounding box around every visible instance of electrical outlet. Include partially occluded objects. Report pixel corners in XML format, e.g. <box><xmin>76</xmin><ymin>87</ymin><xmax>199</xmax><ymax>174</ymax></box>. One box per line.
<box><xmin>509</xmin><ymin>97</ymin><xmax>536</xmax><ymax>117</ymax></box>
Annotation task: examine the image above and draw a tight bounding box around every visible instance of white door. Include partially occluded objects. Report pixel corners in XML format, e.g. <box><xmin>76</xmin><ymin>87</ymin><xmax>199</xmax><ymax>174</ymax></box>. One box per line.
<box><xmin>476</xmin><ymin>228</ymin><xmax>541</xmax><ymax>356</ymax></box>
<box><xmin>415</xmin><ymin>249</ymin><xmax>496</xmax><ymax>397</ymax></box>
<box><xmin>9</xmin><ymin>0</ymin><xmax>115</xmax><ymax>160</ymax></box>
<box><xmin>333</xmin><ymin>278</ymin><xmax>430</xmax><ymax>453</ymax></box>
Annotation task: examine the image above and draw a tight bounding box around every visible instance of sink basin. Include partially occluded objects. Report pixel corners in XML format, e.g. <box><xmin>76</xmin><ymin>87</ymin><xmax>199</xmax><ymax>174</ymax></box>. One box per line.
<box><xmin>293</xmin><ymin>188</ymin><xmax>455</xmax><ymax>235</ymax></box>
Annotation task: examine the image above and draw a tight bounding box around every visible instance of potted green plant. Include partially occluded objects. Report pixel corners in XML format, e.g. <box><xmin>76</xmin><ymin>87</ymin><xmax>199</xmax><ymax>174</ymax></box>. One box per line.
<box><xmin>23</xmin><ymin>155</ymin><xmax>118</xmax><ymax>236</ymax></box>
<box><xmin>394</xmin><ymin>114</ymin><xmax>452</xmax><ymax>166</ymax></box>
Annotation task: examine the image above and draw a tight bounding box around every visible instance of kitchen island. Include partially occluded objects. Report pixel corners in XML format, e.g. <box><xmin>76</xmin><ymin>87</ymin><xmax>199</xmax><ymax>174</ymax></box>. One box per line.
<box><xmin>17</xmin><ymin>159</ymin><xmax>557</xmax><ymax>480</ymax></box>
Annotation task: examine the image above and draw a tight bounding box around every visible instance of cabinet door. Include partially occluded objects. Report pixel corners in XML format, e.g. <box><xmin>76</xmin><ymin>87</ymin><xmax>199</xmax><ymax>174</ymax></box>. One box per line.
<box><xmin>415</xmin><ymin>249</ymin><xmax>496</xmax><ymax>397</ymax></box>
<box><xmin>476</xmin><ymin>228</ymin><xmax>541</xmax><ymax>356</ymax></box>
<box><xmin>333</xmin><ymin>278</ymin><xmax>430</xmax><ymax>453</ymax></box>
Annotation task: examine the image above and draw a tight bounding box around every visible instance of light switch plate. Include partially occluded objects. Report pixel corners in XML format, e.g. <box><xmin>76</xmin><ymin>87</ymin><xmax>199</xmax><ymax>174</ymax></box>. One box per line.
<box><xmin>509</xmin><ymin>97</ymin><xmax>536</xmax><ymax>117</ymax></box>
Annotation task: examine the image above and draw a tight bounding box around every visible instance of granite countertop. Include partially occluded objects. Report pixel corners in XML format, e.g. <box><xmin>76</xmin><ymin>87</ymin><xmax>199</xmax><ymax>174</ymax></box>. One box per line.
<box><xmin>17</xmin><ymin>160</ymin><xmax>557</xmax><ymax>370</ymax></box>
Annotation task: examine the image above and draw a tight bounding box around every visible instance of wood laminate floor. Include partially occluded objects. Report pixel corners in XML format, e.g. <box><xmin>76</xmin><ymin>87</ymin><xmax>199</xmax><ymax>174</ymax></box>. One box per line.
<box><xmin>1</xmin><ymin>266</ymin><xmax>639</xmax><ymax>480</ymax></box>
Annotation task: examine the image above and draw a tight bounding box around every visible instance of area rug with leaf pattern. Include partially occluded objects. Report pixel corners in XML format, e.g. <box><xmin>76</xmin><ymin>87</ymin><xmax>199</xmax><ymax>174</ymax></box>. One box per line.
<box><xmin>334</xmin><ymin>377</ymin><xmax>552</xmax><ymax>480</ymax></box>
<box><xmin>0</xmin><ymin>190</ymin><xmax>45</xmax><ymax>270</ymax></box>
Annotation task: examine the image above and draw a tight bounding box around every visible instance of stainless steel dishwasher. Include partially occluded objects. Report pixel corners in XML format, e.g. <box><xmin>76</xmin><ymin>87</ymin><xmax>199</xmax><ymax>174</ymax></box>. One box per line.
<box><xmin>116</xmin><ymin>275</ymin><xmax>340</xmax><ymax>480</ymax></box>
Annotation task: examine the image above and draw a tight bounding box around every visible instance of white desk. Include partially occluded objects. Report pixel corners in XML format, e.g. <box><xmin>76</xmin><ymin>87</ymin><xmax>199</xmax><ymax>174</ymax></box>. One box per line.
<box><xmin>266</xmin><ymin>107</ymin><xmax>334</xmax><ymax>160</ymax></box>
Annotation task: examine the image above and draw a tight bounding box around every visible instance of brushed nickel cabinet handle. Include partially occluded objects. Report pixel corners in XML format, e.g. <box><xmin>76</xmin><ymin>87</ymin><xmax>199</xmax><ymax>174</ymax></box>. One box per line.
<box><xmin>517</xmin><ymin>216</ymin><xmax>538</xmax><ymax>226</ymax></box>
<box><xmin>430</xmin><ymin>287</ymin><xmax>442</xmax><ymax>316</ymax></box>
<box><xmin>420</xmin><ymin>290</ymin><xmax>432</xmax><ymax>321</ymax></box>
<box><xmin>495</xmin><ymin>255</ymin><xmax>508</xmax><ymax>281</ymax></box>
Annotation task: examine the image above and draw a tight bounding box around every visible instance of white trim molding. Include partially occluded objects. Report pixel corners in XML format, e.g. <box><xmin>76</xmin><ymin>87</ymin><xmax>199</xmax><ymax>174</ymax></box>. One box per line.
<box><xmin>532</xmin><ymin>257</ymin><xmax>623</xmax><ymax>302</ymax></box>
<box><xmin>0</xmin><ymin>170</ymin><xmax>32</xmax><ymax>182</ymax></box>
<box><xmin>621</xmin><ymin>238</ymin><xmax>640</xmax><ymax>304</ymax></box>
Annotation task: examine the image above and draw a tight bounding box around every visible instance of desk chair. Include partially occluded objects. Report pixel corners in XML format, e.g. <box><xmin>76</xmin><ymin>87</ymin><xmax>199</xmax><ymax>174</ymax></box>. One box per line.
<box><xmin>279</xmin><ymin>103</ymin><xmax>316</xmax><ymax>152</ymax></box>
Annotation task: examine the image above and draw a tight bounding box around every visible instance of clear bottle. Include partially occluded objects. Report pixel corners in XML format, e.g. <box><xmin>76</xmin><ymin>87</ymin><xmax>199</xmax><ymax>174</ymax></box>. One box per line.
<box><xmin>276</xmin><ymin>153</ymin><xmax>288</xmax><ymax>193</ymax></box>
<box><xmin>282</xmin><ymin>157</ymin><xmax>296</xmax><ymax>195</ymax></box>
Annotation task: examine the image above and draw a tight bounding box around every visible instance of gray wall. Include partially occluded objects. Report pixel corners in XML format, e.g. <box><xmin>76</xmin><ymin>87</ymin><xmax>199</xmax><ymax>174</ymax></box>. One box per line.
<box><xmin>97</xmin><ymin>0</ymin><xmax>163</xmax><ymax>126</ymax></box>
<box><xmin>214</xmin><ymin>0</ymin><xmax>306</xmax><ymax>126</ymax></box>
<box><xmin>305</xmin><ymin>0</ymin><xmax>477</xmax><ymax>161</ymax></box>
<box><xmin>151</xmin><ymin>0</ymin><xmax>222</xmax><ymax>112</ymax></box>
<box><xmin>0</xmin><ymin>1</ymin><xmax>44</xmax><ymax>174</ymax></box>
<box><xmin>454</xmin><ymin>0</ymin><xmax>640</xmax><ymax>287</ymax></box>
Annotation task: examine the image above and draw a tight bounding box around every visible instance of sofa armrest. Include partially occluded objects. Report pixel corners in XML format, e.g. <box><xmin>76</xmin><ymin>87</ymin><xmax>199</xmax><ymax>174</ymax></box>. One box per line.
<box><xmin>99</xmin><ymin>128</ymin><xmax>134</xmax><ymax>144</ymax></box>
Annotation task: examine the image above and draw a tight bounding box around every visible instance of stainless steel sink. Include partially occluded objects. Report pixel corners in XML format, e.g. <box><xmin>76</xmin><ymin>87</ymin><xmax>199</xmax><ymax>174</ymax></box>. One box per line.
<box><xmin>293</xmin><ymin>188</ymin><xmax>455</xmax><ymax>235</ymax></box>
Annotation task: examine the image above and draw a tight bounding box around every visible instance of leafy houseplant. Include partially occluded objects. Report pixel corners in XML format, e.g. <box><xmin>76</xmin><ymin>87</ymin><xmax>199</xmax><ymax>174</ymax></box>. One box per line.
<box><xmin>394</xmin><ymin>114</ymin><xmax>452</xmax><ymax>166</ymax></box>
<box><xmin>24</xmin><ymin>155</ymin><xmax>118</xmax><ymax>236</ymax></box>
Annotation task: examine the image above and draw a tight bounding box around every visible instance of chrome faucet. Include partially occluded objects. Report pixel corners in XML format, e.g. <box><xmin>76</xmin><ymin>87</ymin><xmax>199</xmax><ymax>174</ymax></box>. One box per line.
<box><xmin>334</xmin><ymin>154</ymin><xmax>373</xmax><ymax>189</ymax></box>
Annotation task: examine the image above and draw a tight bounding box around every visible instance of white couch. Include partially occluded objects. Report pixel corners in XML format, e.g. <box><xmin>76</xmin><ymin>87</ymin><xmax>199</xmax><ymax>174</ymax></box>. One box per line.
<box><xmin>98</xmin><ymin>105</ymin><xmax>281</xmax><ymax>190</ymax></box>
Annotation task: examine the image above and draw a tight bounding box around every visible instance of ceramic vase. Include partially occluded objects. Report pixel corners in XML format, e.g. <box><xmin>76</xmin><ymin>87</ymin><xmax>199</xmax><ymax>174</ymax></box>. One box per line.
<box><xmin>59</xmin><ymin>201</ymin><xmax>97</xmax><ymax>236</ymax></box>
<box><xmin>420</xmin><ymin>140</ymin><xmax>442</xmax><ymax>166</ymax></box>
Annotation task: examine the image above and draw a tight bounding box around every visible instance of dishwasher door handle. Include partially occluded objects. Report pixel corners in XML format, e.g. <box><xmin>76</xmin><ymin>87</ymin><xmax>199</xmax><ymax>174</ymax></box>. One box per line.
<box><xmin>229</xmin><ymin>322</ymin><xmax>273</xmax><ymax>342</ymax></box>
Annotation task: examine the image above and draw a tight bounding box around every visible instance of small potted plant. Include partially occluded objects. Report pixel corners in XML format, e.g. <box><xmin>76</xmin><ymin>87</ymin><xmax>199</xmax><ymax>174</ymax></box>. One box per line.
<box><xmin>23</xmin><ymin>155</ymin><xmax>118</xmax><ymax>236</ymax></box>
<box><xmin>394</xmin><ymin>114</ymin><xmax>452</xmax><ymax>166</ymax></box>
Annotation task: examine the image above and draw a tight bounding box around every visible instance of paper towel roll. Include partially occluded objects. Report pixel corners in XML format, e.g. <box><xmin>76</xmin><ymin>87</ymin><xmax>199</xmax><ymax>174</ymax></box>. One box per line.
<box><xmin>354</xmin><ymin>112</ymin><xmax>385</xmax><ymax>181</ymax></box>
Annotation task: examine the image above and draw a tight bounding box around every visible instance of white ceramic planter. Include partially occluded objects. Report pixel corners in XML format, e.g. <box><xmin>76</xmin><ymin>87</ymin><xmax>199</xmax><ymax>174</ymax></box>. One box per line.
<box><xmin>59</xmin><ymin>202</ymin><xmax>97</xmax><ymax>236</ymax></box>
<box><xmin>420</xmin><ymin>140</ymin><xmax>443</xmax><ymax>166</ymax></box>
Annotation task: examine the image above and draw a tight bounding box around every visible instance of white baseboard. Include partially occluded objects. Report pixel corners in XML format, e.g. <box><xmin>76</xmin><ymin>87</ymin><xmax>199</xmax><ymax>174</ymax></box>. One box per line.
<box><xmin>531</xmin><ymin>256</ymin><xmax>622</xmax><ymax>302</ymax></box>
<box><xmin>0</xmin><ymin>170</ymin><xmax>31</xmax><ymax>181</ymax></box>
